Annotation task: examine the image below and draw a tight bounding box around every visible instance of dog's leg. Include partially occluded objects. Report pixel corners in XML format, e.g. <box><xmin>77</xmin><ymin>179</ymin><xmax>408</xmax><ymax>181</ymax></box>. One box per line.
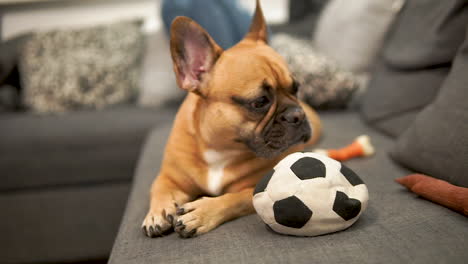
<box><xmin>174</xmin><ymin>188</ymin><xmax>255</xmax><ymax>238</ymax></box>
<box><xmin>142</xmin><ymin>175</ymin><xmax>193</xmax><ymax>237</ymax></box>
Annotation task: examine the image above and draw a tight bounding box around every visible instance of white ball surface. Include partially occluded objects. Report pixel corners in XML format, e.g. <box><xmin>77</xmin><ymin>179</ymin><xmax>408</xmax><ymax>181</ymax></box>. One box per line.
<box><xmin>253</xmin><ymin>152</ymin><xmax>369</xmax><ymax>236</ymax></box>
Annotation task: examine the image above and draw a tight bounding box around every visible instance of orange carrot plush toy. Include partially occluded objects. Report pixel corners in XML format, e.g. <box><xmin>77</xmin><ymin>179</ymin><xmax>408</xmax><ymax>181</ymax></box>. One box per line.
<box><xmin>314</xmin><ymin>135</ymin><xmax>375</xmax><ymax>161</ymax></box>
<box><xmin>396</xmin><ymin>174</ymin><xmax>468</xmax><ymax>216</ymax></box>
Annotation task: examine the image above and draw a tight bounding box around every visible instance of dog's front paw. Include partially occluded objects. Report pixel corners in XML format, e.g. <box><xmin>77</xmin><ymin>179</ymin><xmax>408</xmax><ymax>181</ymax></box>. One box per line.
<box><xmin>142</xmin><ymin>203</ymin><xmax>177</xmax><ymax>238</ymax></box>
<box><xmin>174</xmin><ymin>197</ymin><xmax>222</xmax><ymax>238</ymax></box>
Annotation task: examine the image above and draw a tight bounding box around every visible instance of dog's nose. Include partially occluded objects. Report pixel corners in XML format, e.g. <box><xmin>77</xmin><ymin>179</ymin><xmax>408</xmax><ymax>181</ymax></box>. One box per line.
<box><xmin>278</xmin><ymin>106</ymin><xmax>305</xmax><ymax>126</ymax></box>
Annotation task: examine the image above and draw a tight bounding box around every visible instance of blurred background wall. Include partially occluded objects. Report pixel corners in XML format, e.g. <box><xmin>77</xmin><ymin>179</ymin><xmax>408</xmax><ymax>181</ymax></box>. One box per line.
<box><xmin>0</xmin><ymin>0</ymin><xmax>289</xmax><ymax>41</ymax></box>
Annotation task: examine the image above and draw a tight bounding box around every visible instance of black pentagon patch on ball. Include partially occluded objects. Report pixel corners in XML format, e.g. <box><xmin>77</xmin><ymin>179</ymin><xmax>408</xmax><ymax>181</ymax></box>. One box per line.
<box><xmin>340</xmin><ymin>164</ymin><xmax>364</xmax><ymax>186</ymax></box>
<box><xmin>273</xmin><ymin>196</ymin><xmax>312</xmax><ymax>228</ymax></box>
<box><xmin>290</xmin><ymin>157</ymin><xmax>326</xmax><ymax>180</ymax></box>
<box><xmin>333</xmin><ymin>191</ymin><xmax>361</xmax><ymax>221</ymax></box>
<box><xmin>254</xmin><ymin>169</ymin><xmax>274</xmax><ymax>195</ymax></box>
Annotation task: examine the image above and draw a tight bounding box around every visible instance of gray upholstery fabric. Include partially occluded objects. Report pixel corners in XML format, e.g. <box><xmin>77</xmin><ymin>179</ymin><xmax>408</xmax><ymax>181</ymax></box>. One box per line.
<box><xmin>361</xmin><ymin>0</ymin><xmax>468</xmax><ymax>137</ymax></box>
<box><xmin>0</xmin><ymin>105</ymin><xmax>177</xmax><ymax>192</ymax></box>
<box><xmin>313</xmin><ymin>0</ymin><xmax>402</xmax><ymax>74</ymax></box>
<box><xmin>361</xmin><ymin>62</ymin><xmax>448</xmax><ymax>137</ymax></box>
<box><xmin>392</xmin><ymin>25</ymin><xmax>468</xmax><ymax>188</ymax></box>
<box><xmin>109</xmin><ymin>111</ymin><xmax>468</xmax><ymax>264</ymax></box>
<box><xmin>0</xmin><ymin>105</ymin><xmax>179</xmax><ymax>263</ymax></box>
<box><xmin>0</xmin><ymin>183</ymin><xmax>129</xmax><ymax>263</ymax></box>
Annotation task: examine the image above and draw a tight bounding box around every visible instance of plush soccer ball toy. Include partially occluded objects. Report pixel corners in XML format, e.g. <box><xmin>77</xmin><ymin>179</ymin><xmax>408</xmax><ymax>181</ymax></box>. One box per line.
<box><xmin>253</xmin><ymin>152</ymin><xmax>369</xmax><ymax>236</ymax></box>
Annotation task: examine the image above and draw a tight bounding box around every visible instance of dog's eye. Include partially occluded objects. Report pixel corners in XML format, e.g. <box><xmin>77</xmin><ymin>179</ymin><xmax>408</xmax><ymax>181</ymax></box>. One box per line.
<box><xmin>251</xmin><ymin>96</ymin><xmax>270</xmax><ymax>109</ymax></box>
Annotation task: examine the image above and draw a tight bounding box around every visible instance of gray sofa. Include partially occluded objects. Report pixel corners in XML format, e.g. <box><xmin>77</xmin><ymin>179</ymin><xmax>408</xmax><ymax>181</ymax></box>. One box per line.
<box><xmin>108</xmin><ymin>110</ymin><xmax>468</xmax><ymax>264</ymax></box>
<box><xmin>0</xmin><ymin>10</ymin><xmax>180</xmax><ymax>262</ymax></box>
<box><xmin>3</xmin><ymin>0</ymin><xmax>467</xmax><ymax>263</ymax></box>
<box><xmin>0</xmin><ymin>105</ymin><xmax>177</xmax><ymax>263</ymax></box>
<box><xmin>0</xmin><ymin>1</ymin><xmax>329</xmax><ymax>263</ymax></box>
<box><xmin>108</xmin><ymin>1</ymin><xmax>468</xmax><ymax>262</ymax></box>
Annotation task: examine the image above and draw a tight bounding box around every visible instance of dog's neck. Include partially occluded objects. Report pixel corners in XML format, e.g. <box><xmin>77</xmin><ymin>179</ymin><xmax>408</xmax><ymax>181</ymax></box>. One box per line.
<box><xmin>168</xmin><ymin>93</ymin><xmax>263</xmax><ymax>195</ymax></box>
<box><xmin>187</xmin><ymin>93</ymin><xmax>249</xmax><ymax>154</ymax></box>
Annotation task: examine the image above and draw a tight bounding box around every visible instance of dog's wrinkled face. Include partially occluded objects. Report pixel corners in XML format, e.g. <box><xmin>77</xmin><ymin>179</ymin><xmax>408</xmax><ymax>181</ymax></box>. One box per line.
<box><xmin>204</xmin><ymin>44</ymin><xmax>311</xmax><ymax>158</ymax></box>
<box><xmin>170</xmin><ymin>0</ymin><xmax>311</xmax><ymax>158</ymax></box>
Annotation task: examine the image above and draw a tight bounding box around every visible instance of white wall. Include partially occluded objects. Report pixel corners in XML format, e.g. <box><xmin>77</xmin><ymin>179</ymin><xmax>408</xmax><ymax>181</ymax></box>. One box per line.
<box><xmin>0</xmin><ymin>0</ymin><xmax>288</xmax><ymax>41</ymax></box>
<box><xmin>0</xmin><ymin>0</ymin><xmax>160</xmax><ymax>40</ymax></box>
<box><xmin>239</xmin><ymin>0</ymin><xmax>289</xmax><ymax>24</ymax></box>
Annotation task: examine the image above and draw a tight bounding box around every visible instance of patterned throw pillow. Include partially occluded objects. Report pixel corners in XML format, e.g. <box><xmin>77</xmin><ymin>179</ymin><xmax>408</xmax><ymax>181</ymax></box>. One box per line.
<box><xmin>19</xmin><ymin>20</ymin><xmax>143</xmax><ymax>113</ymax></box>
<box><xmin>271</xmin><ymin>34</ymin><xmax>360</xmax><ymax>109</ymax></box>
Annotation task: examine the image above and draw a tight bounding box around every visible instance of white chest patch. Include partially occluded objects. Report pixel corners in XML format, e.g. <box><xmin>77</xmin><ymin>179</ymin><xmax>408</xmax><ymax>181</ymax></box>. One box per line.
<box><xmin>203</xmin><ymin>149</ymin><xmax>232</xmax><ymax>196</ymax></box>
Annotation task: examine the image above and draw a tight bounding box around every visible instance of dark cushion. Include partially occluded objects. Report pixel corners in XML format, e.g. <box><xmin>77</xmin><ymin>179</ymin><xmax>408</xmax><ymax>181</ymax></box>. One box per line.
<box><xmin>391</xmin><ymin>26</ymin><xmax>468</xmax><ymax>188</ymax></box>
<box><xmin>272</xmin><ymin>0</ymin><xmax>328</xmax><ymax>38</ymax></box>
<box><xmin>0</xmin><ymin>105</ymin><xmax>177</xmax><ymax>192</ymax></box>
<box><xmin>109</xmin><ymin>111</ymin><xmax>468</xmax><ymax>264</ymax></box>
<box><xmin>361</xmin><ymin>0</ymin><xmax>468</xmax><ymax>137</ymax></box>
<box><xmin>0</xmin><ymin>182</ymin><xmax>129</xmax><ymax>263</ymax></box>
<box><xmin>362</xmin><ymin>62</ymin><xmax>448</xmax><ymax>137</ymax></box>
<box><xmin>289</xmin><ymin>0</ymin><xmax>329</xmax><ymax>24</ymax></box>
<box><xmin>0</xmin><ymin>34</ymin><xmax>30</xmax><ymax>84</ymax></box>
<box><xmin>0</xmin><ymin>34</ymin><xmax>30</xmax><ymax>111</ymax></box>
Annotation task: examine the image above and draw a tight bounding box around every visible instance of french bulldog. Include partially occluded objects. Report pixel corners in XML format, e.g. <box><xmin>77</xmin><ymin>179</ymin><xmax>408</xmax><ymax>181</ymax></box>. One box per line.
<box><xmin>142</xmin><ymin>0</ymin><xmax>321</xmax><ymax>238</ymax></box>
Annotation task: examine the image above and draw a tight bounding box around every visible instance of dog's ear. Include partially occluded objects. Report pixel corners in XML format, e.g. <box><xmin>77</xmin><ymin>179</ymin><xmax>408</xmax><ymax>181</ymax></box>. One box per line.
<box><xmin>244</xmin><ymin>0</ymin><xmax>268</xmax><ymax>43</ymax></box>
<box><xmin>170</xmin><ymin>16</ymin><xmax>223</xmax><ymax>94</ymax></box>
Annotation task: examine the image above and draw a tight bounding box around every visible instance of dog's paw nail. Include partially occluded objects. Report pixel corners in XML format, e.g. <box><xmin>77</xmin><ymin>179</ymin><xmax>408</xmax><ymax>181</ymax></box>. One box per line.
<box><xmin>188</xmin><ymin>229</ymin><xmax>197</xmax><ymax>237</ymax></box>
<box><xmin>186</xmin><ymin>229</ymin><xmax>197</xmax><ymax>238</ymax></box>
<box><xmin>166</xmin><ymin>214</ymin><xmax>174</xmax><ymax>223</ymax></box>
<box><xmin>142</xmin><ymin>226</ymin><xmax>148</xmax><ymax>236</ymax></box>
<box><xmin>176</xmin><ymin>208</ymin><xmax>185</xmax><ymax>215</ymax></box>
<box><xmin>144</xmin><ymin>225</ymin><xmax>165</xmax><ymax>238</ymax></box>
<box><xmin>179</xmin><ymin>229</ymin><xmax>197</xmax><ymax>239</ymax></box>
<box><xmin>155</xmin><ymin>225</ymin><xmax>162</xmax><ymax>234</ymax></box>
<box><xmin>174</xmin><ymin>221</ymin><xmax>185</xmax><ymax>231</ymax></box>
<box><xmin>148</xmin><ymin>226</ymin><xmax>156</xmax><ymax>237</ymax></box>
<box><xmin>174</xmin><ymin>221</ymin><xmax>186</xmax><ymax>232</ymax></box>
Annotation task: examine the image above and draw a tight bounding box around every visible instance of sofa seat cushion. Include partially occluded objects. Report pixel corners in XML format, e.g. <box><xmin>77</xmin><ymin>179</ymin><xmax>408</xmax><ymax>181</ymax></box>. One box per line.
<box><xmin>109</xmin><ymin>111</ymin><xmax>468</xmax><ymax>264</ymax></box>
<box><xmin>0</xmin><ymin>182</ymin><xmax>130</xmax><ymax>263</ymax></box>
<box><xmin>0</xmin><ymin>105</ymin><xmax>177</xmax><ymax>192</ymax></box>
